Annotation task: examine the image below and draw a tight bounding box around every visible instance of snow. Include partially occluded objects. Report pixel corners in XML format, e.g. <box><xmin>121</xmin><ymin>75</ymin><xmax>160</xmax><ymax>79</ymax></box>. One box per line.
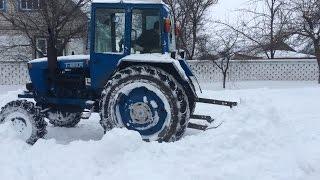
<box><xmin>208</xmin><ymin>0</ymin><xmax>247</xmax><ymax>22</ymax></box>
<box><xmin>0</xmin><ymin>81</ymin><xmax>320</xmax><ymax>180</ymax></box>
<box><xmin>120</xmin><ymin>53</ymin><xmax>189</xmax><ymax>80</ymax></box>
<box><xmin>258</xmin><ymin>50</ymin><xmax>316</xmax><ymax>59</ymax></box>
<box><xmin>29</xmin><ymin>55</ymin><xmax>90</xmax><ymax>63</ymax></box>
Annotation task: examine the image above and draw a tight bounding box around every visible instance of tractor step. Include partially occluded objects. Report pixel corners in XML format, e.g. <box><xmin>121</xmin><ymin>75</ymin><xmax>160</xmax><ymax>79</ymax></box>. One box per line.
<box><xmin>81</xmin><ymin>101</ymin><xmax>95</xmax><ymax>119</ymax></box>
<box><xmin>81</xmin><ymin>110</ymin><xmax>91</xmax><ymax>119</ymax></box>
<box><xmin>197</xmin><ymin>98</ymin><xmax>238</xmax><ymax>108</ymax></box>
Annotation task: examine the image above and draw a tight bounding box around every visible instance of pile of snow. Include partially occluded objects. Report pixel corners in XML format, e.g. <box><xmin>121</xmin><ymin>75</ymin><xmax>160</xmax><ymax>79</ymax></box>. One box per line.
<box><xmin>0</xmin><ymin>82</ymin><xmax>320</xmax><ymax>180</ymax></box>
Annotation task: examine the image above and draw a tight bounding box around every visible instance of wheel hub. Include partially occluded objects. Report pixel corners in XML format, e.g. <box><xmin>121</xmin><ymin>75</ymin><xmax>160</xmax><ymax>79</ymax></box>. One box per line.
<box><xmin>11</xmin><ymin>117</ymin><xmax>27</xmax><ymax>134</ymax></box>
<box><xmin>129</xmin><ymin>102</ymin><xmax>152</xmax><ymax>124</ymax></box>
<box><xmin>5</xmin><ymin>111</ymin><xmax>33</xmax><ymax>141</ymax></box>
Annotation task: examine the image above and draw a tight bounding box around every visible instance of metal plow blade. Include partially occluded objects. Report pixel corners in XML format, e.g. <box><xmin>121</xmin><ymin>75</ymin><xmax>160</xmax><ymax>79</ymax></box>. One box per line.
<box><xmin>187</xmin><ymin>98</ymin><xmax>238</xmax><ymax>131</ymax></box>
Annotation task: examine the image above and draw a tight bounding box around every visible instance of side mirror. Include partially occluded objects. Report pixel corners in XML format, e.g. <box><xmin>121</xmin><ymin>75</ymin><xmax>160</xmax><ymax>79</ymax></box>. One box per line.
<box><xmin>164</xmin><ymin>18</ymin><xmax>171</xmax><ymax>33</ymax></box>
<box><xmin>175</xmin><ymin>24</ymin><xmax>181</xmax><ymax>37</ymax></box>
<box><xmin>171</xmin><ymin>51</ymin><xmax>176</xmax><ymax>59</ymax></box>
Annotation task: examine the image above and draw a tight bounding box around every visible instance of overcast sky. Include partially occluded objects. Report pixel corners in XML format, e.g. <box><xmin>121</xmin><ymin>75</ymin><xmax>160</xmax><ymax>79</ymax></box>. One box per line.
<box><xmin>208</xmin><ymin>0</ymin><xmax>248</xmax><ymax>22</ymax></box>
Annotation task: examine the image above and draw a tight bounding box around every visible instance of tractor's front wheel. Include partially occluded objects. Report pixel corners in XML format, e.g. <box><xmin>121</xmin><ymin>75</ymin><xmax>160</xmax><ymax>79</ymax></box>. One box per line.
<box><xmin>100</xmin><ymin>65</ymin><xmax>190</xmax><ymax>142</ymax></box>
<box><xmin>0</xmin><ymin>100</ymin><xmax>47</xmax><ymax>144</ymax></box>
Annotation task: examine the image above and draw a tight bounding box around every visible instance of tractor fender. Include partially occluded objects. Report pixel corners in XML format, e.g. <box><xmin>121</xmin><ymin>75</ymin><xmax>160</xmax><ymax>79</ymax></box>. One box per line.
<box><xmin>118</xmin><ymin>54</ymin><xmax>189</xmax><ymax>81</ymax></box>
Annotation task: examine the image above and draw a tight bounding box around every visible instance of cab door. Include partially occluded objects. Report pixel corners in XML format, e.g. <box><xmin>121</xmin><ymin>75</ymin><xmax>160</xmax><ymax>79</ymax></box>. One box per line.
<box><xmin>90</xmin><ymin>7</ymin><xmax>129</xmax><ymax>90</ymax></box>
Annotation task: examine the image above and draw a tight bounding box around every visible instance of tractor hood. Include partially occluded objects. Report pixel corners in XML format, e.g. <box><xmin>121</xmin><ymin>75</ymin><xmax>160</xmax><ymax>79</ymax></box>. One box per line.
<box><xmin>28</xmin><ymin>55</ymin><xmax>90</xmax><ymax>69</ymax></box>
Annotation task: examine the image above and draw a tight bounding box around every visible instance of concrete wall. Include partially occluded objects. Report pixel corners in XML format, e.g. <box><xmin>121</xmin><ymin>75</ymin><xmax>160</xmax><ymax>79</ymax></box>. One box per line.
<box><xmin>188</xmin><ymin>59</ymin><xmax>319</xmax><ymax>83</ymax></box>
<box><xmin>0</xmin><ymin>59</ymin><xmax>318</xmax><ymax>85</ymax></box>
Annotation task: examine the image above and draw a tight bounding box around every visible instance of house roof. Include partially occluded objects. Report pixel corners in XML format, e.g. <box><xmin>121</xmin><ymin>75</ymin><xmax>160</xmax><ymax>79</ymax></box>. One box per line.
<box><xmin>258</xmin><ymin>50</ymin><xmax>316</xmax><ymax>59</ymax></box>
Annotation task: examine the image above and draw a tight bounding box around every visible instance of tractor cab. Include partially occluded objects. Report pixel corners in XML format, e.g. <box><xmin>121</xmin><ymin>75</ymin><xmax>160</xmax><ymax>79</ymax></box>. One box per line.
<box><xmin>92</xmin><ymin>1</ymin><xmax>175</xmax><ymax>55</ymax></box>
<box><xmin>89</xmin><ymin>1</ymin><xmax>178</xmax><ymax>89</ymax></box>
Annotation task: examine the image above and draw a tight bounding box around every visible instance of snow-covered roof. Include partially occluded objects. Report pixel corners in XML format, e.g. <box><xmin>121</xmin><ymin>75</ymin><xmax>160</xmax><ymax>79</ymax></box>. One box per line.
<box><xmin>92</xmin><ymin>0</ymin><xmax>164</xmax><ymax>4</ymax></box>
<box><xmin>258</xmin><ymin>50</ymin><xmax>315</xmax><ymax>59</ymax></box>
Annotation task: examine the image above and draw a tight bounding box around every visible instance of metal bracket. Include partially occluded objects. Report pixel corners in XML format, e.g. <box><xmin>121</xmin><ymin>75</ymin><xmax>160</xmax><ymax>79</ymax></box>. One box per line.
<box><xmin>187</xmin><ymin>121</ymin><xmax>223</xmax><ymax>131</ymax></box>
<box><xmin>188</xmin><ymin>113</ymin><xmax>225</xmax><ymax>131</ymax></box>
<box><xmin>190</xmin><ymin>114</ymin><xmax>214</xmax><ymax>123</ymax></box>
<box><xmin>197</xmin><ymin>98</ymin><xmax>238</xmax><ymax>108</ymax></box>
<box><xmin>187</xmin><ymin>123</ymin><xmax>208</xmax><ymax>131</ymax></box>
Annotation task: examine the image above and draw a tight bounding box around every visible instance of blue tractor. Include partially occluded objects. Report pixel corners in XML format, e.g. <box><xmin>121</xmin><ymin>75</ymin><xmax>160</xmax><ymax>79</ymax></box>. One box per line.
<box><xmin>0</xmin><ymin>0</ymin><xmax>237</xmax><ymax>144</ymax></box>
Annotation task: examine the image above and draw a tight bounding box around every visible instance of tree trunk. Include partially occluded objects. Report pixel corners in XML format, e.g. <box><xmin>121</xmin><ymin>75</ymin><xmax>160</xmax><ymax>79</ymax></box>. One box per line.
<box><xmin>47</xmin><ymin>28</ymin><xmax>57</xmax><ymax>80</ymax></box>
<box><xmin>222</xmin><ymin>72</ymin><xmax>227</xmax><ymax>89</ymax></box>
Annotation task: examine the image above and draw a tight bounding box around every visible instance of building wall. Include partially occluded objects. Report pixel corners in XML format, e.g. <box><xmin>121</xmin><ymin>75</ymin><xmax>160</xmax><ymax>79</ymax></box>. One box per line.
<box><xmin>0</xmin><ymin>0</ymin><xmax>88</xmax><ymax>62</ymax></box>
<box><xmin>65</xmin><ymin>38</ymin><xmax>88</xmax><ymax>56</ymax></box>
<box><xmin>0</xmin><ymin>34</ymin><xmax>32</xmax><ymax>61</ymax></box>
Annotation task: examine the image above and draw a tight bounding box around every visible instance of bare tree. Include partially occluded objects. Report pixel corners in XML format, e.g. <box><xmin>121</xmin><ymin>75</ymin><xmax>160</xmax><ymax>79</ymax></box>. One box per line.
<box><xmin>197</xmin><ymin>27</ymin><xmax>240</xmax><ymax>88</ymax></box>
<box><xmin>219</xmin><ymin>0</ymin><xmax>291</xmax><ymax>59</ymax></box>
<box><xmin>212</xmin><ymin>30</ymin><xmax>240</xmax><ymax>88</ymax></box>
<box><xmin>0</xmin><ymin>0</ymin><xmax>90</xmax><ymax>77</ymax></box>
<box><xmin>289</xmin><ymin>0</ymin><xmax>320</xmax><ymax>83</ymax></box>
<box><xmin>164</xmin><ymin>0</ymin><xmax>217</xmax><ymax>60</ymax></box>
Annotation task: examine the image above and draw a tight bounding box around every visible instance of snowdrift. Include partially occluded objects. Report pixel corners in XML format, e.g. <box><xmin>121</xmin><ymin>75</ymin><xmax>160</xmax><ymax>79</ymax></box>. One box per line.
<box><xmin>0</xmin><ymin>83</ymin><xmax>319</xmax><ymax>180</ymax></box>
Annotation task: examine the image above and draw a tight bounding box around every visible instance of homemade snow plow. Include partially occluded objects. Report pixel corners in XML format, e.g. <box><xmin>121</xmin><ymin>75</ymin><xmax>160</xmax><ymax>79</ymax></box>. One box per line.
<box><xmin>188</xmin><ymin>98</ymin><xmax>237</xmax><ymax>131</ymax></box>
<box><xmin>0</xmin><ymin>0</ymin><xmax>237</xmax><ymax>144</ymax></box>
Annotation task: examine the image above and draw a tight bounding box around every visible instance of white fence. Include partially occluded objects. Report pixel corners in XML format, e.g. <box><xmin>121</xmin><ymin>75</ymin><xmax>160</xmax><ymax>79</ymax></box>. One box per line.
<box><xmin>188</xmin><ymin>59</ymin><xmax>319</xmax><ymax>82</ymax></box>
<box><xmin>0</xmin><ymin>59</ymin><xmax>318</xmax><ymax>85</ymax></box>
<box><xmin>0</xmin><ymin>61</ymin><xmax>29</xmax><ymax>85</ymax></box>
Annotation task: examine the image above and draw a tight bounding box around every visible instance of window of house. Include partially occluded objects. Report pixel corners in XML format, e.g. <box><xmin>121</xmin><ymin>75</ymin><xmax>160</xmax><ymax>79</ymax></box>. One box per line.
<box><xmin>94</xmin><ymin>9</ymin><xmax>125</xmax><ymax>53</ymax></box>
<box><xmin>20</xmin><ymin>0</ymin><xmax>43</xmax><ymax>10</ymax></box>
<box><xmin>36</xmin><ymin>38</ymin><xmax>65</xmax><ymax>58</ymax></box>
<box><xmin>0</xmin><ymin>0</ymin><xmax>5</xmax><ymax>10</ymax></box>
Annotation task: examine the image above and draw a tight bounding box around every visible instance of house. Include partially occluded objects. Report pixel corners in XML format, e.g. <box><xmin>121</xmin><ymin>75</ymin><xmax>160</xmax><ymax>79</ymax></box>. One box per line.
<box><xmin>0</xmin><ymin>0</ymin><xmax>89</xmax><ymax>62</ymax></box>
<box><xmin>233</xmin><ymin>41</ymin><xmax>315</xmax><ymax>60</ymax></box>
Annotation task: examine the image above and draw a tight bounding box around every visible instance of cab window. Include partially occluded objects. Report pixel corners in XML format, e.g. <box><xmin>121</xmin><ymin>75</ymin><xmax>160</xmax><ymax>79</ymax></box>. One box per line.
<box><xmin>94</xmin><ymin>9</ymin><xmax>125</xmax><ymax>53</ymax></box>
<box><xmin>131</xmin><ymin>9</ymin><xmax>161</xmax><ymax>54</ymax></box>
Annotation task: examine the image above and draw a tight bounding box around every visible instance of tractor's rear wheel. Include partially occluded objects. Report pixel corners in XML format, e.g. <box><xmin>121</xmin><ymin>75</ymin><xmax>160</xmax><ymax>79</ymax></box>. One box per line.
<box><xmin>100</xmin><ymin>65</ymin><xmax>190</xmax><ymax>142</ymax></box>
<box><xmin>172</xmin><ymin>87</ymin><xmax>190</xmax><ymax>141</ymax></box>
<box><xmin>46</xmin><ymin>109</ymin><xmax>82</xmax><ymax>128</ymax></box>
<box><xmin>0</xmin><ymin>100</ymin><xmax>47</xmax><ymax>144</ymax></box>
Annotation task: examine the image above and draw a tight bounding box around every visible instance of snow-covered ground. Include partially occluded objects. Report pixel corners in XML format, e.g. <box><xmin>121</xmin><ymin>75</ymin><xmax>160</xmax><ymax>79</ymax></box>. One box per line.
<box><xmin>0</xmin><ymin>81</ymin><xmax>319</xmax><ymax>180</ymax></box>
